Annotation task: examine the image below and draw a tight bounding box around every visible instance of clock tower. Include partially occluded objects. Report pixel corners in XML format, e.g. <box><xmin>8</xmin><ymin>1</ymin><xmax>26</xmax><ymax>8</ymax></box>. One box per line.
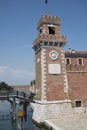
<box><xmin>33</xmin><ymin>15</ymin><xmax>68</xmax><ymax>101</ymax></box>
<box><xmin>32</xmin><ymin>16</ymin><xmax>72</xmax><ymax>124</ymax></box>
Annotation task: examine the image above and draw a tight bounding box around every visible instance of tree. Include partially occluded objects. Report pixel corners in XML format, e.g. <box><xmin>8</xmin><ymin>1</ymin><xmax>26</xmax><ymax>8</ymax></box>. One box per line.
<box><xmin>0</xmin><ymin>82</ymin><xmax>13</xmax><ymax>92</ymax></box>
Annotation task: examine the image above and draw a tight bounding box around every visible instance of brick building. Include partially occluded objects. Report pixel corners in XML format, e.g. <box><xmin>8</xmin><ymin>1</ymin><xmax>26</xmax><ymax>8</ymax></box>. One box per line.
<box><xmin>12</xmin><ymin>85</ymin><xmax>30</xmax><ymax>92</ymax></box>
<box><xmin>32</xmin><ymin>15</ymin><xmax>87</xmax><ymax>124</ymax></box>
<box><xmin>65</xmin><ymin>51</ymin><xmax>87</xmax><ymax>107</ymax></box>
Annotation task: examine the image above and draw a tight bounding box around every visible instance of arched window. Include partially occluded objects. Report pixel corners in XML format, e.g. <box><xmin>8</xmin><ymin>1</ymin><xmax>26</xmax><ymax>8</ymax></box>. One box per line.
<box><xmin>66</xmin><ymin>58</ymin><xmax>71</xmax><ymax>64</ymax></box>
<box><xmin>78</xmin><ymin>58</ymin><xmax>83</xmax><ymax>65</ymax></box>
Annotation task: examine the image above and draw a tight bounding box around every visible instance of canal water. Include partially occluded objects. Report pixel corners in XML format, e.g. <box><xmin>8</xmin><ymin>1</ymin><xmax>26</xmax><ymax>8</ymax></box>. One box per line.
<box><xmin>0</xmin><ymin>100</ymin><xmax>48</xmax><ymax>130</ymax></box>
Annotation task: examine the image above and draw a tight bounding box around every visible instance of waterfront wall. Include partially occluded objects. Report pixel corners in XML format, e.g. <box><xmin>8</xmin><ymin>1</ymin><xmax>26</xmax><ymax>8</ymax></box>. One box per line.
<box><xmin>32</xmin><ymin>100</ymin><xmax>72</xmax><ymax>124</ymax></box>
<box><xmin>32</xmin><ymin>100</ymin><xmax>87</xmax><ymax>124</ymax></box>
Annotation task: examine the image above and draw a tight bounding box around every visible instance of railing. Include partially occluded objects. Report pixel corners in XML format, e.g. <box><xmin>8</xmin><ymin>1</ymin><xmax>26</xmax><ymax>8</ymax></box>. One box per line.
<box><xmin>0</xmin><ymin>90</ymin><xmax>35</xmax><ymax>102</ymax></box>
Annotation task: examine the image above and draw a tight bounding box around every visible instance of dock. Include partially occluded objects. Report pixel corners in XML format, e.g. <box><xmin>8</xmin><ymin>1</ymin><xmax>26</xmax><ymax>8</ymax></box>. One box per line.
<box><xmin>44</xmin><ymin>113</ymin><xmax>87</xmax><ymax>130</ymax></box>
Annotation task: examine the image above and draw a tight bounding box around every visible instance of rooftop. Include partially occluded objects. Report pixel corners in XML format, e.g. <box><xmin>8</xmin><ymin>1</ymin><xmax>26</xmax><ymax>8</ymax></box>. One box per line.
<box><xmin>65</xmin><ymin>51</ymin><xmax>87</xmax><ymax>58</ymax></box>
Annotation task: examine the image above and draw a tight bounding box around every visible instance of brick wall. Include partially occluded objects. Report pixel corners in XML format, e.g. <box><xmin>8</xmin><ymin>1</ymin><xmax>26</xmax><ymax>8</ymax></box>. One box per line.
<box><xmin>66</xmin><ymin>54</ymin><xmax>87</xmax><ymax>107</ymax></box>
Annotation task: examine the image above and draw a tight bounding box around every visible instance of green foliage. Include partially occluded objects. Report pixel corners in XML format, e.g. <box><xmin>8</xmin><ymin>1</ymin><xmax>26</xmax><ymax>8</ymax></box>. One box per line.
<box><xmin>0</xmin><ymin>82</ymin><xmax>13</xmax><ymax>92</ymax></box>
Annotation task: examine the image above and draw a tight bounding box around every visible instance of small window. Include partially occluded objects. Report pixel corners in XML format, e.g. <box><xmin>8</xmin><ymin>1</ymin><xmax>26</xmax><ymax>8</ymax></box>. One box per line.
<box><xmin>44</xmin><ymin>41</ymin><xmax>48</xmax><ymax>46</ymax></box>
<box><xmin>54</xmin><ymin>42</ymin><xmax>58</xmax><ymax>46</ymax></box>
<box><xmin>78</xmin><ymin>58</ymin><xmax>83</xmax><ymax>65</ymax></box>
<box><xmin>66</xmin><ymin>58</ymin><xmax>71</xmax><ymax>64</ymax></box>
<box><xmin>75</xmin><ymin>100</ymin><xmax>82</xmax><ymax>107</ymax></box>
<box><xmin>40</xmin><ymin>28</ymin><xmax>42</xmax><ymax>33</ymax></box>
<box><xmin>49</xmin><ymin>42</ymin><xmax>53</xmax><ymax>46</ymax></box>
<box><xmin>48</xmin><ymin>27</ymin><xmax>55</xmax><ymax>35</ymax></box>
<box><xmin>60</xmin><ymin>42</ymin><xmax>64</xmax><ymax>47</ymax></box>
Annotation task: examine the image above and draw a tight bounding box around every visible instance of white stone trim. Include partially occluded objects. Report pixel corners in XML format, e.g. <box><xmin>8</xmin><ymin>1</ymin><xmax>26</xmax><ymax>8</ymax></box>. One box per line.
<box><xmin>61</xmin><ymin>49</ymin><xmax>63</xmax><ymax>52</ymax></box>
<box><xmin>44</xmin><ymin>120</ymin><xmax>61</xmax><ymax>130</ymax></box>
<box><xmin>61</xmin><ymin>49</ymin><xmax>68</xmax><ymax>93</ymax></box>
<box><xmin>61</xmin><ymin>57</ymin><xmax>64</xmax><ymax>59</ymax></box>
<box><xmin>34</xmin><ymin>99</ymin><xmax>71</xmax><ymax>104</ymax></box>
<box><xmin>49</xmin><ymin>50</ymin><xmax>58</xmax><ymax>60</ymax></box>
<box><xmin>41</xmin><ymin>48</ymin><xmax>47</xmax><ymax>101</ymax></box>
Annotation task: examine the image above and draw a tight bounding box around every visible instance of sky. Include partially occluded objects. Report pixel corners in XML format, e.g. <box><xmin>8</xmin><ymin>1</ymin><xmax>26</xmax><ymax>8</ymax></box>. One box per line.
<box><xmin>0</xmin><ymin>0</ymin><xmax>87</xmax><ymax>85</ymax></box>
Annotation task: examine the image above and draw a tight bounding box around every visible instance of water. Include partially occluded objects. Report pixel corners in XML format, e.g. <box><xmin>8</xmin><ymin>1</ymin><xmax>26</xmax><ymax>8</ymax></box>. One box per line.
<box><xmin>0</xmin><ymin>100</ymin><xmax>47</xmax><ymax>130</ymax></box>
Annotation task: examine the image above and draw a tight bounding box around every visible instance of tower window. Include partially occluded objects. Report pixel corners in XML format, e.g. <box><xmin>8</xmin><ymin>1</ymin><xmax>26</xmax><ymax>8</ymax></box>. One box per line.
<box><xmin>78</xmin><ymin>58</ymin><xmax>83</xmax><ymax>65</ymax></box>
<box><xmin>44</xmin><ymin>41</ymin><xmax>48</xmax><ymax>46</ymax></box>
<box><xmin>54</xmin><ymin>42</ymin><xmax>58</xmax><ymax>46</ymax></box>
<box><xmin>40</xmin><ymin>28</ymin><xmax>42</xmax><ymax>33</ymax></box>
<box><xmin>49</xmin><ymin>42</ymin><xmax>53</xmax><ymax>46</ymax></box>
<box><xmin>60</xmin><ymin>42</ymin><xmax>64</xmax><ymax>47</ymax></box>
<box><xmin>48</xmin><ymin>27</ymin><xmax>55</xmax><ymax>35</ymax></box>
<box><xmin>66</xmin><ymin>58</ymin><xmax>71</xmax><ymax>64</ymax></box>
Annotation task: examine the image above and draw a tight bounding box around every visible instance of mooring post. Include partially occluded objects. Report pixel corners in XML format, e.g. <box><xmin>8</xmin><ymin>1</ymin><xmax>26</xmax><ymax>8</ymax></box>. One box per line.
<box><xmin>10</xmin><ymin>98</ymin><xmax>16</xmax><ymax>120</ymax></box>
<box><xmin>18</xmin><ymin>111</ymin><xmax>24</xmax><ymax>130</ymax></box>
<box><xmin>23</xmin><ymin>101</ymin><xmax>29</xmax><ymax>121</ymax></box>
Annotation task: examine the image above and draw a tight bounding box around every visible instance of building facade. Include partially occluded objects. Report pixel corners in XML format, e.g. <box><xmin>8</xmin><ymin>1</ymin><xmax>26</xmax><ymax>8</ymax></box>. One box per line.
<box><xmin>32</xmin><ymin>15</ymin><xmax>87</xmax><ymax>124</ymax></box>
<box><xmin>65</xmin><ymin>51</ymin><xmax>87</xmax><ymax>107</ymax></box>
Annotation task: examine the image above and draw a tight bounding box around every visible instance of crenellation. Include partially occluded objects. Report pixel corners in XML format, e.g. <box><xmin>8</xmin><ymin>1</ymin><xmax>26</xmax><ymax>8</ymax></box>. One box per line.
<box><xmin>37</xmin><ymin>15</ymin><xmax>60</xmax><ymax>30</ymax></box>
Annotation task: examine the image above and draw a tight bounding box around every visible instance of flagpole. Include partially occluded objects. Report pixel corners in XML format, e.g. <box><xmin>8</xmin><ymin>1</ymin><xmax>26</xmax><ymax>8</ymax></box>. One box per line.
<box><xmin>45</xmin><ymin>0</ymin><xmax>48</xmax><ymax>15</ymax></box>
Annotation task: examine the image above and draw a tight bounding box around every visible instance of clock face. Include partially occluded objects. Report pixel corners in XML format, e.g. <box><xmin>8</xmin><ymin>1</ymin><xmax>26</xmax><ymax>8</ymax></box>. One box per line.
<box><xmin>51</xmin><ymin>52</ymin><xmax>57</xmax><ymax>58</ymax></box>
<box><xmin>49</xmin><ymin>50</ymin><xmax>58</xmax><ymax>60</ymax></box>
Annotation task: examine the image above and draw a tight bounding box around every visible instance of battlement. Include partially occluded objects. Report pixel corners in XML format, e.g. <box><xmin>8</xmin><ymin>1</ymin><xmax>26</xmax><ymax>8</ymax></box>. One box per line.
<box><xmin>37</xmin><ymin>15</ymin><xmax>60</xmax><ymax>29</ymax></box>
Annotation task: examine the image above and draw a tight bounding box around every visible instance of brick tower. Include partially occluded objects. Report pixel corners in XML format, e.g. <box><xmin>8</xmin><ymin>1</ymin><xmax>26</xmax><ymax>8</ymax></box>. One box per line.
<box><xmin>33</xmin><ymin>15</ymin><xmax>68</xmax><ymax>101</ymax></box>
<box><xmin>32</xmin><ymin>15</ymin><xmax>72</xmax><ymax>124</ymax></box>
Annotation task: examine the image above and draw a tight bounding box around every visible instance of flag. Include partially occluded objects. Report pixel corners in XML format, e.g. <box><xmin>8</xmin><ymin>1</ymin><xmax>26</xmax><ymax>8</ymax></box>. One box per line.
<box><xmin>45</xmin><ymin>0</ymin><xmax>48</xmax><ymax>4</ymax></box>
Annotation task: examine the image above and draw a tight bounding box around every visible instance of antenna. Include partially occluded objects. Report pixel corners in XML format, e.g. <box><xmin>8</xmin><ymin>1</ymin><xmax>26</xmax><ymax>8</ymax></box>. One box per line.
<box><xmin>45</xmin><ymin>0</ymin><xmax>48</xmax><ymax>15</ymax></box>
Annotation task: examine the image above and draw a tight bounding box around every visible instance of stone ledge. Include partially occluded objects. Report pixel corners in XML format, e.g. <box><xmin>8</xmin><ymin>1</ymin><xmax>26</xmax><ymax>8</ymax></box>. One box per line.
<box><xmin>34</xmin><ymin>99</ymin><xmax>71</xmax><ymax>105</ymax></box>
